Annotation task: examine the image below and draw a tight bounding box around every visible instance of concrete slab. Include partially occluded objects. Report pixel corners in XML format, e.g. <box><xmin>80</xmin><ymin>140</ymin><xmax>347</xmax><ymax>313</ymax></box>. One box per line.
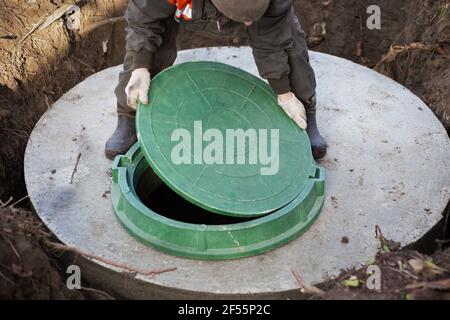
<box><xmin>25</xmin><ymin>47</ymin><xmax>450</xmax><ymax>298</ymax></box>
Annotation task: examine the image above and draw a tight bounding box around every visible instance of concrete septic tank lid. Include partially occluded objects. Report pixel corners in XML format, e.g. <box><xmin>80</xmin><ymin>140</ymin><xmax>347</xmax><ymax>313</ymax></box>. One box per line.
<box><xmin>112</xmin><ymin>143</ymin><xmax>324</xmax><ymax>260</ymax></box>
<box><xmin>136</xmin><ymin>61</ymin><xmax>319</xmax><ymax>218</ymax></box>
<box><xmin>25</xmin><ymin>47</ymin><xmax>450</xmax><ymax>298</ymax></box>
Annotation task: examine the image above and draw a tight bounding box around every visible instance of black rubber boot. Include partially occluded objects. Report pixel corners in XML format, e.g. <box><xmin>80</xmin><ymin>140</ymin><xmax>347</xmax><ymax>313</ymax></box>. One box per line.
<box><xmin>304</xmin><ymin>95</ymin><xmax>328</xmax><ymax>159</ymax></box>
<box><xmin>105</xmin><ymin>115</ymin><xmax>137</xmax><ymax>160</ymax></box>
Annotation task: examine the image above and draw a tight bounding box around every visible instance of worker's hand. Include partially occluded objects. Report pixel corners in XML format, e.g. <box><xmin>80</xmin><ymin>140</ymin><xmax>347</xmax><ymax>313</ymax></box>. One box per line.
<box><xmin>125</xmin><ymin>68</ymin><xmax>151</xmax><ymax>110</ymax></box>
<box><xmin>277</xmin><ymin>92</ymin><xmax>307</xmax><ymax>130</ymax></box>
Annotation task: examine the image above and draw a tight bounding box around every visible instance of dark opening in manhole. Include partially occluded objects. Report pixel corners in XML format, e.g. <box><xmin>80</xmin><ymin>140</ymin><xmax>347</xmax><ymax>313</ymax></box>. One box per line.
<box><xmin>136</xmin><ymin>169</ymin><xmax>256</xmax><ymax>225</ymax></box>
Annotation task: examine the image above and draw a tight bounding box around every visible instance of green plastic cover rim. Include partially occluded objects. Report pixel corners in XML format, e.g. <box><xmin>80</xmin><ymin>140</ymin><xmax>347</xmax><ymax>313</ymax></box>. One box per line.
<box><xmin>111</xmin><ymin>143</ymin><xmax>325</xmax><ymax>260</ymax></box>
<box><xmin>136</xmin><ymin>61</ymin><xmax>317</xmax><ymax>218</ymax></box>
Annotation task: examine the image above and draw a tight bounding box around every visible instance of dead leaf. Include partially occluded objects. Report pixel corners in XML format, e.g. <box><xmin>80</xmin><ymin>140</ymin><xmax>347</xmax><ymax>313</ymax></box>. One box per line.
<box><xmin>356</xmin><ymin>41</ymin><xmax>363</xmax><ymax>57</ymax></box>
<box><xmin>342</xmin><ymin>276</ymin><xmax>360</xmax><ymax>288</ymax></box>
<box><xmin>436</xmin><ymin>46</ymin><xmax>446</xmax><ymax>55</ymax></box>
<box><xmin>408</xmin><ymin>258</ymin><xmax>425</xmax><ymax>274</ymax></box>
<box><xmin>424</xmin><ymin>259</ymin><xmax>448</xmax><ymax>274</ymax></box>
<box><xmin>291</xmin><ymin>270</ymin><xmax>325</xmax><ymax>296</ymax></box>
<box><xmin>423</xmin><ymin>279</ymin><xmax>450</xmax><ymax>291</ymax></box>
<box><xmin>407</xmin><ymin>278</ymin><xmax>450</xmax><ymax>290</ymax></box>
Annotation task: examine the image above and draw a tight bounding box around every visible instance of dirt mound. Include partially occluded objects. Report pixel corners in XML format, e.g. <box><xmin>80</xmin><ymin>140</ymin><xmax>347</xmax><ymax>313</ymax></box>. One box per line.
<box><xmin>296</xmin><ymin>0</ymin><xmax>450</xmax><ymax>132</ymax></box>
<box><xmin>0</xmin><ymin>205</ymin><xmax>116</xmax><ymax>299</ymax></box>
<box><xmin>0</xmin><ymin>205</ymin><xmax>80</xmax><ymax>299</ymax></box>
<box><xmin>319</xmin><ymin>244</ymin><xmax>450</xmax><ymax>300</ymax></box>
<box><xmin>0</xmin><ymin>0</ymin><xmax>127</xmax><ymax>201</ymax></box>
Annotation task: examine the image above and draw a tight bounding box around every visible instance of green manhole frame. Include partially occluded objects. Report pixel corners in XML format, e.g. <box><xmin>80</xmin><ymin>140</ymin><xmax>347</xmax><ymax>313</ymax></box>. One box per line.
<box><xmin>112</xmin><ymin>143</ymin><xmax>325</xmax><ymax>260</ymax></box>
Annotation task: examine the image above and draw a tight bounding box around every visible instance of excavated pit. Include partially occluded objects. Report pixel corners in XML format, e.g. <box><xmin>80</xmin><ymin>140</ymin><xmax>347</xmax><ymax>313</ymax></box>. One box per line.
<box><xmin>1</xmin><ymin>0</ymin><xmax>449</xmax><ymax>299</ymax></box>
<box><xmin>24</xmin><ymin>47</ymin><xmax>450</xmax><ymax>298</ymax></box>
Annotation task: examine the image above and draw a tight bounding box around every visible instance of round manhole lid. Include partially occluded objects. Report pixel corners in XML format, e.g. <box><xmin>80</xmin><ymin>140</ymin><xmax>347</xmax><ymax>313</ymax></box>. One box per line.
<box><xmin>137</xmin><ymin>61</ymin><xmax>317</xmax><ymax>218</ymax></box>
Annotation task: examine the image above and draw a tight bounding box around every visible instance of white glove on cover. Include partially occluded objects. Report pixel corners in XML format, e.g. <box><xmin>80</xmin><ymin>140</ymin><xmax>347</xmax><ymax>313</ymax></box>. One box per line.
<box><xmin>277</xmin><ymin>92</ymin><xmax>308</xmax><ymax>130</ymax></box>
<box><xmin>125</xmin><ymin>68</ymin><xmax>151</xmax><ymax>110</ymax></box>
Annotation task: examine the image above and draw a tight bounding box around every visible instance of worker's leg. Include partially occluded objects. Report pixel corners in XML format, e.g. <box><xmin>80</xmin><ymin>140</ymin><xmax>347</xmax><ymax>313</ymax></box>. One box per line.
<box><xmin>115</xmin><ymin>27</ymin><xmax>179</xmax><ymax>115</ymax></box>
<box><xmin>287</xmin><ymin>10</ymin><xmax>327</xmax><ymax>159</ymax></box>
<box><xmin>106</xmin><ymin>21</ymin><xmax>179</xmax><ymax>160</ymax></box>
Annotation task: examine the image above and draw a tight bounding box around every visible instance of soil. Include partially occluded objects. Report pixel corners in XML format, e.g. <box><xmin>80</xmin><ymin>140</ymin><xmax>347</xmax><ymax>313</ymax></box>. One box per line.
<box><xmin>0</xmin><ymin>203</ymin><xmax>448</xmax><ymax>300</ymax></box>
<box><xmin>0</xmin><ymin>0</ymin><xmax>128</xmax><ymax>202</ymax></box>
<box><xmin>0</xmin><ymin>0</ymin><xmax>449</xmax><ymax>299</ymax></box>
<box><xmin>0</xmin><ymin>205</ymin><xmax>113</xmax><ymax>299</ymax></box>
<box><xmin>318</xmin><ymin>246</ymin><xmax>450</xmax><ymax>300</ymax></box>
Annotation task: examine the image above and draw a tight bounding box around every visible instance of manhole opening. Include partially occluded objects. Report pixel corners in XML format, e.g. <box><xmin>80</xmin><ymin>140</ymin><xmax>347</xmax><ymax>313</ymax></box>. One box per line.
<box><xmin>135</xmin><ymin>168</ymin><xmax>256</xmax><ymax>225</ymax></box>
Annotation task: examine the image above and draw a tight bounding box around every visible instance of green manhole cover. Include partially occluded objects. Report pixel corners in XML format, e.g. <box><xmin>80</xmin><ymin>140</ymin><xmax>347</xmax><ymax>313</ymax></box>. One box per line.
<box><xmin>111</xmin><ymin>143</ymin><xmax>325</xmax><ymax>260</ymax></box>
<box><xmin>137</xmin><ymin>61</ymin><xmax>317</xmax><ymax>218</ymax></box>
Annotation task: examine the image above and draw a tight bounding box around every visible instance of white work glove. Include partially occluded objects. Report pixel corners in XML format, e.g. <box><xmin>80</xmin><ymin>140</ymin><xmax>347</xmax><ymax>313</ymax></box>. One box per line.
<box><xmin>277</xmin><ymin>92</ymin><xmax>307</xmax><ymax>130</ymax></box>
<box><xmin>125</xmin><ymin>68</ymin><xmax>151</xmax><ymax>110</ymax></box>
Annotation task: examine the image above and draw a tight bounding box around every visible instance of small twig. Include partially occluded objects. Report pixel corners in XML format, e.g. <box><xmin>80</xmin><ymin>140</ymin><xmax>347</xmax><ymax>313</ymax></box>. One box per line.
<box><xmin>9</xmin><ymin>195</ymin><xmax>29</xmax><ymax>208</ymax></box>
<box><xmin>81</xmin><ymin>16</ymin><xmax>125</xmax><ymax>35</ymax></box>
<box><xmin>406</xmin><ymin>278</ymin><xmax>450</xmax><ymax>290</ymax></box>
<box><xmin>1</xmin><ymin>233</ymin><xmax>21</xmax><ymax>263</ymax></box>
<box><xmin>373</xmin><ymin>42</ymin><xmax>439</xmax><ymax>71</ymax></box>
<box><xmin>72</xmin><ymin>56</ymin><xmax>95</xmax><ymax>73</ymax></box>
<box><xmin>356</xmin><ymin>5</ymin><xmax>364</xmax><ymax>61</ymax></box>
<box><xmin>318</xmin><ymin>1</ymin><xmax>330</xmax><ymax>51</ymax></box>
<box><xmin>1</xmin><ymin>264</ymin><xmax>32</xmax><ymax>278</ymax></box>
<box><xmin>406</xmin><ymin>282</ymin><xmax>426</xmax><ymax>290</ymax></box>
<box><xmin>443</xmin><ymin>204</ymin><xmax>449</xmax><ymax>240</ymax></box>
<box><xmin>69</xmin><ymin>152</ymin><xmax>82</xmax><ymax>184</ymax></box>
<box><xmin>47</xmin><ymin>241</ymin><xmax>177</xmax><ymax>278</ymax></box>
<box><xmin>0</xmin><ymin>196</ymin><xmax>13</xmax><ymax>208</ymax></box>
<box><xmin>387</xmin><ymin>266</ymin><xmax>419</xmax><ymax>281</ymax></box>
<box><xmin>0</xmin><ymin>270</ymin><xmax>14</xmax><ymax>285</ymax></box>
<box><xmin>291</xmin><ymin>269</ymin><xmax>325</xmax><ymax>296</ymax></box>
<box><xmin>0</xmin><ymin>25</ymin><xmax>14</xmax><ymax>39</ymax></box>
<box><xmin>44</xmin><ymin>94</ymin><xmax>51</xmax><ymax>109</ymax></box>
<box><xmin>18</xmin><ymin>13</ymin><xmax>48</xmax><ymax>45</ymax></box>
<box><xmin>375</xmin><ymin>225</ymin><xmax>386</xmax><ymax>249</ymax></box>
<box><xmin>0</xmin><ymin>128</ymin><xmax>30</xmax><ymax>140</ymax></box>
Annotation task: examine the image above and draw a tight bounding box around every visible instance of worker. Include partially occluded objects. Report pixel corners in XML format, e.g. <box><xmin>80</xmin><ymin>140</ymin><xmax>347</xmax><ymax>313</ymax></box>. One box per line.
<box><xmin>105</xmin><ymin>0</ymin><xmax>328</xmax><ymax>160</ymax></box>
